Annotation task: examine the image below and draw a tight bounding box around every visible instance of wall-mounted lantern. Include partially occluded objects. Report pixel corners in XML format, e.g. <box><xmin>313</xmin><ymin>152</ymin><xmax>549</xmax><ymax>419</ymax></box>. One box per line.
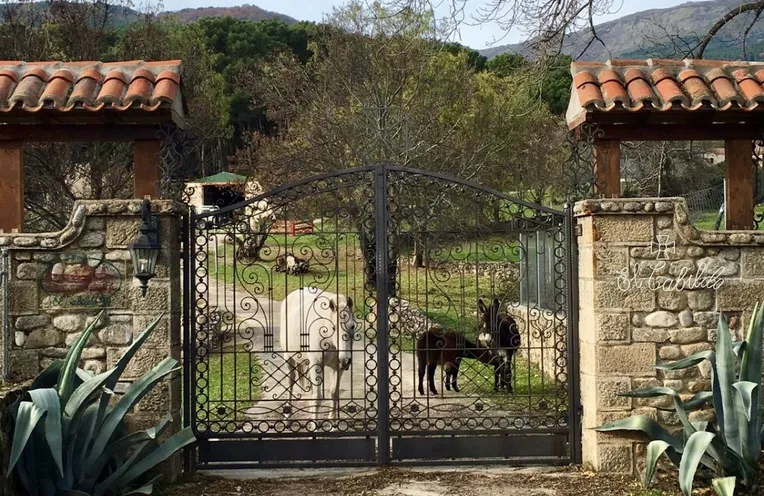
<box><xmin>128</xmin><ymin>199</ymin><xmax>161</xmax><ymax>297</ymax></box>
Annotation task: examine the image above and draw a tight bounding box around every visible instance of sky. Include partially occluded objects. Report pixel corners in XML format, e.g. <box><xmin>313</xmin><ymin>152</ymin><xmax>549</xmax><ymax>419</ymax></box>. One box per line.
<box><xmin>160</xmin><ymin>0</ymin><xmax>697</xmax><ymax>49</ymax></box>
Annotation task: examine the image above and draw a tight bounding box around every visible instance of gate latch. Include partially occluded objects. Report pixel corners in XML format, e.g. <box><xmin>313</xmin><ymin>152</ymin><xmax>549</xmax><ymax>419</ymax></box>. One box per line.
<box><xmin>573</xmin><ymin>224</ymin><xmax>583</xmax><ymax>236</ymax></box>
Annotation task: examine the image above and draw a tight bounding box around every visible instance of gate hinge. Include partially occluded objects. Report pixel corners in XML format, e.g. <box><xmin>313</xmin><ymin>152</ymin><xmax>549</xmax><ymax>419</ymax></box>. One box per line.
<box><xmin>573</xmin><ymin>224</ymin><xmax>583</xmax><ymax>236</ymax></box>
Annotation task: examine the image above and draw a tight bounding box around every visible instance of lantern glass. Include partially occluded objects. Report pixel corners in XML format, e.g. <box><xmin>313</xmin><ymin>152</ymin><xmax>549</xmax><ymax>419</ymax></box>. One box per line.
<box><xmin>128</xmin><ymin>199</ymin><xmax>161</xmax><ymax>297</ymax></box>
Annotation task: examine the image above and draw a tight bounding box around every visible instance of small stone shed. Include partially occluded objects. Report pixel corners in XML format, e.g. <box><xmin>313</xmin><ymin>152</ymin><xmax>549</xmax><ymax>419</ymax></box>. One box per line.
<box><xmin>185</xmin><ymin>171</ymin><xmax>248</xmax><ymax>213</ymax></box>
<box><xmin>0</xmin><ymin>60</ymin><xmax>184</xmax><ymax>233</ymax></box>
<box><xmin>568</xmin><ymin>58</ymin><xmax>764</xmax><ymax>229</ymax></box>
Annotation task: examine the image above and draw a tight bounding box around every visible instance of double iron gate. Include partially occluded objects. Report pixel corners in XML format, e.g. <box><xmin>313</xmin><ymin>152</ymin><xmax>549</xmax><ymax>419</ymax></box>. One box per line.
<box><xmin>185</xmin><ymin>164</ymin><xmax>580</xmax><ymax>467</ymax></box>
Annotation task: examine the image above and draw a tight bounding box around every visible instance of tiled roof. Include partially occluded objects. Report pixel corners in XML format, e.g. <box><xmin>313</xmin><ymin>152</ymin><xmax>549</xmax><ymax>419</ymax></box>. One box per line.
<box><xmin>567</xmin><ymin>58</ymin><xmax>764</xmax><ymax>128</ymax></box>
<box><xmin>191</xmin><ymin>172</ymin><xmax>248</xmax><ymax>184</ymax></box>
<box><xmin>0</xmin><ymin>60</ymin><xmax>183</xmax><ymax>124</ymax></box>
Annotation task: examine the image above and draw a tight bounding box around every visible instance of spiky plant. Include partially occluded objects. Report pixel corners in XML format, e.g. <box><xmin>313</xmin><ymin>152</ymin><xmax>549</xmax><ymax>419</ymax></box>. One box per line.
<box><xmin>596</xmin><ymin>305</ymin><xmax>764</xmax><ymax>496</ymax></box>
<box><xmin>8</xmin><ymin>311</ymin><xmax>195</xmax><ymax>495</ymax></box>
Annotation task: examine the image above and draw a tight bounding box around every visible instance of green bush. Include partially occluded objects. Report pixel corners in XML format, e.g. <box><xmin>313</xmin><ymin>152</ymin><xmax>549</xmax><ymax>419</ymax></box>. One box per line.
<box><xmin>596</xmin><ymin>305</ymin><xmax>764</xmax><ymax>496</ymax></box>
<box><xmin>8</xmin><ymin>311</ymin><xmax>195</xmax><ymax>495</ymax></box>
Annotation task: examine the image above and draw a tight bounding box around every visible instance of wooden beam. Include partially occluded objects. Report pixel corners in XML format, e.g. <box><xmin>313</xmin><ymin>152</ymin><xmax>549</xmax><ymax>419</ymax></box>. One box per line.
<box><xmin>725</xmin><ymin>139</ymin><xmax>754</xmax><ymax>230</ymax></box>
<box><xmin>0</xmin><ymin>125</ymin><xmax>162</xmax><ymax>142</ymax></box>
<box><xmin>593</xmin><ymin>139</ymin><xmax>621</xmax><ymax>198</ymax></box>
<box><xmin>134</xmin><ymin>139</ymin><xmax>162</xmax><ymax>199</ymax></box>
<box><xmin>0</xmin><ymin>141</ymin><xmax>24</xmax><ymax>232</ymax></box>
<box><xmin>594</xmin><ymin>123</ymin><xmax>764</xmax><ymax>141</ymax></box>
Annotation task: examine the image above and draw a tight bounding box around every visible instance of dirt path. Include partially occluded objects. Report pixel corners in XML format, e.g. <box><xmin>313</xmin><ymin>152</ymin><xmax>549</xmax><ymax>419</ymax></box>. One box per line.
<box><xmin>157</xmin><ymin>467</ymin><xmax>667</xmax><ymax>496</ymax></box>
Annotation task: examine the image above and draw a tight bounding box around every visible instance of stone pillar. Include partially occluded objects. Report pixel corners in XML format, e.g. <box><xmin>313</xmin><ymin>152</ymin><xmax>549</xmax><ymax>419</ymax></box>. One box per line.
<box><xmin>0</xmin><ymin>199</ymin><xmax>185</xmax><ymax>479</ymax></box>
<box><xmin>575</xmin><ymin>198</ymin><xmax>755</xmax><ymax>474</ymax></box>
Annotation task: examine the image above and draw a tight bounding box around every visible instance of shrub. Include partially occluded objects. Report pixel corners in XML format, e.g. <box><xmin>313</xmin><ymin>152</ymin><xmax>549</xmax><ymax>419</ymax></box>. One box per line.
<box><xmin>596</xmin><ymin>305</ymin><xmax>764</xmax><ymax>496</ymax></box>
<box><xmin>8</xmin><ymin>311</ymin><xmax>195</xmax><ymax>495</ymax></box>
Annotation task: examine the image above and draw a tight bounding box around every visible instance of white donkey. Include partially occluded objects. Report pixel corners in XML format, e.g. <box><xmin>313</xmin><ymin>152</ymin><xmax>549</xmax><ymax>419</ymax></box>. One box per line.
<box><xmin>279</xmin><ymin>287</ymin><xmax>358</xmax><ymax>420</ymax></box>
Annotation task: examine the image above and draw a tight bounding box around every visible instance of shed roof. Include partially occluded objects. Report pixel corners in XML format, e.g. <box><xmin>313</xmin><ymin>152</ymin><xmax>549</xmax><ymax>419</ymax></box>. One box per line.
<box><xmin>0</xmin><ymin>60</ymin><xmax>184</xmax><ymax>126</ymax></box>
<box><xmin>566</xmin><ymin>58</ymin><xmax>764</xmax><ymax>131</ymax></box>
<box><xmin>191</xmin><ymin>171</ymin><xmax>248</xmax><ymax>185</ymax></box>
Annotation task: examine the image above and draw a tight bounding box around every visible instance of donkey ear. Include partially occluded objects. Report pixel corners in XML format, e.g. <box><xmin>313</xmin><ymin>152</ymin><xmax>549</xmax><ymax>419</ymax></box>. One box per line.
<box><xmin>346</xmin><ymin>296</ymin><xmax>353</xmax><ymax>309</ymax></box>
<box><xmin>492</xmin><ymin>298</ymin><xmax>500</xmax><ymax>309</ymax></box>
<box><xmin>478</xmin><ymin>299</ymin><xmax>487</xmax><ymax>313</ymax></box>
<box><xmin>329</xmin><ymin>298</ymin><xmax>337</xmax><ymax>312</ymax></box>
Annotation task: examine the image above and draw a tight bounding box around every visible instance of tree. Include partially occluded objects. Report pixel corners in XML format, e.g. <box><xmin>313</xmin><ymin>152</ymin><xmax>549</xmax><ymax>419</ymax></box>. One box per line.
<box><xmin>231</xmin><ymin>2</ymin><xmax>565</xmax><ymax>275</ymax></box>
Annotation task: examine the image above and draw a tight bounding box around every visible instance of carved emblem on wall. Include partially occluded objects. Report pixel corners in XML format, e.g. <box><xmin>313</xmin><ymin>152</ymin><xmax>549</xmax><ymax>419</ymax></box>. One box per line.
<box><xmin>39</xmin><ymin>255</ymin><xmax>124</xmax><ymax>309</ymax></box>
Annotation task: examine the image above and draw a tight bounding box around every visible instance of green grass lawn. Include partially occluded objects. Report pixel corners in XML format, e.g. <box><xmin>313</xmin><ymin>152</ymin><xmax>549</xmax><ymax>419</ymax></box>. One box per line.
<box><xmin>202</xmin><ymin>346</ymin><xmax>262</xmax><ymax>421</ymax></box>
<box><xmin>692</xmin><ymin>205</ymin><xmax>764</xmax><ymax>230</ymax></box>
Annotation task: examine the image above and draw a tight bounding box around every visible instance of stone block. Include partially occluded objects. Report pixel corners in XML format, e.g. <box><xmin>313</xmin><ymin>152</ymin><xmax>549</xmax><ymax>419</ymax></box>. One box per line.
<box><xmin>595</xmin><ymin>247</ymin><xmax>628</xmax><ymax>276</ymax></box>
<box><xmin>657</xmin><ymin>290</ymin><xmax>687</xmax><ymax>312</ymax></box>
<box><xmin>644</xmin><ymin>311</ymin><xmax>678</xmax><ymax>328</ymax></box>
<box><xmin>100</xmin><ymin>324</ymin><xmax>132</xmax><ymax>346</ymax></box>
<box><xmin>632</xmin><ymin>328</ymin><xmax>670</xmax><ymax>342</ymax></box>
<box><xmin>687</xmin><ymin>290</ymin><xmax>714</xmax><ymax>311</ymax></box>
<box><xmin>669</xmin><ymin>260</ymin><xmax>696</xmax><ymax>277</ymax></box>
<box><xmin>133</xmin><ymin>314</ymin><xmax>177</xmax><ymax>347</ymax></box>
<box><xmin>678</xmin><ymin>309</ymin><xmax>693</xmax><ymax>327</ymax></box>
<box><xmin>77</xmin><ymin>231</ymin><xmax>105</xmax><ymax>248</ymax></box>
<box><xmin>596</xmin><ymin>443</ymin><xmax>634</xmax><ymax>473</ymax></box>
<box><xmin>594</xmin><ymin>377</ymin><xmax>632</xmax><ymax>410</ymax></box>
<box><xmin>7</xmin><ymin>282</ymin><xmax>38</xmax><ymax>313</ymax></box>
<box><xmin>686</xmin><ymin>247</ymin><xmax>704</xmax><ymax>258</ymax></box>
<box><xmin>86</xmin><ymin>218</ymin><xmax>105</xmax><ymax>230</ymax></box>
<box><xmin>594</xmin><ymin>216</ymin><xmax>653</xmax><ymax>243</ymax></box>
<box><xmin>632</xmin><ymin>378</ymin><xmax>671</xmax><ymax>408</ymax></box>
<box><xmin>669</xmin><ymin>327</ymin><xmax>707</xmax><ymax>344</ymax></box>
<box><xmin>694</xmin><ymin>312</ymin><xmax>718</xmax><ymax>329</ymax></box>
<box><xmin>108</xmin><ymin>345</ymin><xmax>173</xmax><ymax>380</ymax></box>
<box><xmin>106</xmin><ymin>219</ymin><xmax>141</xmax><ymax>248</ymax></box>
<box><xmin>597</xmin><ymin>343</ymin><xmax>655</xmax><ymax>376</ymax></box>
<box><xmin>25</xmin><ymin>328</ymin><xmax>63</xmax><ymax>348</ymax></box>
<box><xmin>595</xmin><ymin>313</ymin><xmax>630</xmax><ymax>342</ymax></box>
<box><xmin>131</xmin><ymin>284</ymin><xmax>170</xmax><ymax>312</ymax></box>
<box><xmin>716</xmin><ymin>281</ymin><xmax>764</xmax><ymax>310</ymax></box>
<box><xmin>680</xmin><ymin>342</ymin><xmax>713</xmax><ymax>356</ymax></box>
<box><xmin>697</xmin><ymin>256</ymin><xmax>738</xmax><ymax>277</ymax></box>
<box><xmin>65</xmin><ymin>331</ymin><xmax>98</xmax><ymax>347</ymax></box>
<box><xmin>83</xmin><ymin>359</ymin><xmax>106</xmax><ymax>375</ymax></box>
<box><xmin>137</xmin><ymin>376</ymin><xmax>181</xmax><ymax>413</ymax></box>
<box><xmin>14</xmin><ymin>314</ymin><xmax>49</xmax><ymax>331</ymax></box>
<box><xmin>658</xmin><ymin>345</ymin><xmax>683</xmax><ymax>360</ymax></box>
<box><xmin>15</xmin><ymin>262</ymin><xmax>40</xmax><ymax>280</ymax></box>
<box><xmin>631</xmin><ymin>259</ymin><xmax>668</xmax><ymax>277</ymax></box>
<box><xmin>8</xmin><ymin>350</ymin><xmax>39</xmax><ymax>381</ymax></box>
<box><xmin>741</xmin><ymin>248</ymin><xmax>764</xmax><ymax>277</ymax></box>
<box><xmin>595</xmin><ymin>281</ymin><xmax>655</xmax><ymax>311</ymax></box>
<box><xmin>52</xmin><ymin>314</ymin><xmax>86</xmax><ymax>332</ymax></box>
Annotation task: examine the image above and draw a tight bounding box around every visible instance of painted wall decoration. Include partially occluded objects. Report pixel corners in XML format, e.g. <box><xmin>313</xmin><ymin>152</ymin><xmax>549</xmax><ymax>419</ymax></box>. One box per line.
<box><xmin>39</xmin><ymin>254</ymin><xmax>125</xmax><ymax>308</ymax></box>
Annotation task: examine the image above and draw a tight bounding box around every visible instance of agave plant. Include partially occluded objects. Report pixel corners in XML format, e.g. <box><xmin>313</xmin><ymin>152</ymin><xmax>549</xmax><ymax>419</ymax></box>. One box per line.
<box><xmin>8</xmin><ymin>310</ymin><xmax>195</xmax><ymax>495</ymax></box>
<box><xmin>596</xmin><ymin>304</ymin><xmax>764</xmax><ymax>496</ymax></box>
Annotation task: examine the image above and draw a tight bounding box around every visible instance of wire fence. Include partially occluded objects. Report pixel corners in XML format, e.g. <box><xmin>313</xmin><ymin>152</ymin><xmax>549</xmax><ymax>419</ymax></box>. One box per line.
<box><xmin>682</xmin><ymin>183</ymin><xmax>725</xmax><ymax>230</ymax></box>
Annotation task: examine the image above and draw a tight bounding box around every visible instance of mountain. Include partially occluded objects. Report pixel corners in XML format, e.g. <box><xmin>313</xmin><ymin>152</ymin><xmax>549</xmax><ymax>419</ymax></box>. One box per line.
<box><xmin>165</xmin><ymin>4</ymin><xmax>296</xmax><ymax>24</ymax></box>
<box><xmin>480</xmin><ymin>0</ymin><xmax>764</xmax><ymax>61</ymax></box>
<box><xmin>2</xmin><ymin>2</ymin><xmax>297</xmax><ymax>26</ymax></box>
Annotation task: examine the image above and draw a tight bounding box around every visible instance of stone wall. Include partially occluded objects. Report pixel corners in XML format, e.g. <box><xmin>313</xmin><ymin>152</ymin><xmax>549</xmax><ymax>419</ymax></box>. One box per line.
<box><xmin>576</xmin><ymin>197</ymin><xmax>763</xmax><ymax>474</ymax></box>
<box><xmin>0</xmin><ymin>199</ymin><xmax>184</xmax><ymax>478</ymax></box>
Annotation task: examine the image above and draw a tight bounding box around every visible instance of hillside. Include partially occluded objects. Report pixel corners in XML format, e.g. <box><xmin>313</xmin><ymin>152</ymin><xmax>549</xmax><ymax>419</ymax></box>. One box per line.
<box><xmin>166</xmin><ymin>4</ymin><xmax>296</xmax><ymax>24</ymax></box>
<box><xmin>481</xmin><ymin>0</ymin><xmax>764</xmax><ymax>61</ymax></box>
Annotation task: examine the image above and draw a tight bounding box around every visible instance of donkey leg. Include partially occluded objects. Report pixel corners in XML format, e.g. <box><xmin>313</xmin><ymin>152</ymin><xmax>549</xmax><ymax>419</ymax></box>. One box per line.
<box><xmin>418</xmin><ymin>358</ymin><xmax>426</xmax><ymax>395</ymax></box>
<box><xmin>452</xmin><ymin>359</ymin><xmax>461</xmax><ymax>393</ymax></box>
<box><xmin>427</xmin><ymin>363</ymin><xmax>438</xmax><ymax>395</ymax></box>
<box><xmin>493</xmin><ymin>361</ymin><xmax>500</xmax><ymax>392</ymax></box>
<box><xmin>506</xmin><ymin>352</ymin><xmax>515</xmax><ymax>394</ymax></box>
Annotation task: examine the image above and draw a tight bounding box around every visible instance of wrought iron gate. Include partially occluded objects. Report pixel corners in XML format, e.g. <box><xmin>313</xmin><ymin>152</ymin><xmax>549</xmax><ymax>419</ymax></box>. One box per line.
<box><xmin>186</xmin><ymin>164</ymin><xmax>580</xmax><ymax>468</ymax></box>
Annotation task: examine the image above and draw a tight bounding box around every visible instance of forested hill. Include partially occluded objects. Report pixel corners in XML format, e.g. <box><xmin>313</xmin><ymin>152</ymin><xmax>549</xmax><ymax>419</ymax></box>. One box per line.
<box><xmin>480</xmin><ymin>0</ymin><xmax>764</xmax><ymax>61</ymax></box>
<box><xmin>0</xmin><ymin>2</ymin><xmax>296</xmax><ymax>25</ymax></box>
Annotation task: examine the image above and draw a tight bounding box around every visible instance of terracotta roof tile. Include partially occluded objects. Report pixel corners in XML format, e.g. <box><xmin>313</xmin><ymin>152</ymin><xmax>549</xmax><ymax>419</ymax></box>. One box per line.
<box><xmin>0</xmin><ymin>60</ymin><xmax>183</xmax><ymax>123</ymax></box>
<box><xmin>567</xmin><ymin>58</ymin><xmax>764</xmax><ymax>128</ymax></box>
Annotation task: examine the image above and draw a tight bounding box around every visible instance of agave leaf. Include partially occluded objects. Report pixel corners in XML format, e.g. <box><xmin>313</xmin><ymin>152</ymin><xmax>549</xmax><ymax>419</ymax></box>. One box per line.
<box><xmin>57</xmin><ymin>310</ymin><xmax>104</xmax><ymax>405</ymax></box>
<box><xmin>595</xmin><ymin>415</ymin><xmax>683</xmax><ymax>451</ymax></box>
<box><xmin>622</xmin><ymin>387</ymin><xmax>696</xmax><ymax>439</ymax></box>
<box><xmin>123</xmin><ymin>475</ymin><xmax>162</xmax><ymax>495</ymax></box>
<box><xmin>711</xmin><ymin>476</ymin><xmax>737</xmax><ymax>496</ymax></box>
<box><xmin>716</xmin><ymin>316</ymin><xmax>742</xmax><ymax>456</ymax></box>
<box><xmin>8</xmin><ymin>401</ymin><xmax>44</xmax><ymax>475</ymax></box>
<box><xmin>92</xmin><ymin>439</ymin><xmax>151</xmax><ymax>496</ymax></box>
<box><xmin>65</xmin><ymin>369</ymin><xmax>116</xmax><ymax>417</ymax></box>
<box><xmin>28</xmin><ymin>388</ymin><xmax>64</xmax><ymax>478</ymax></box>
<box><xmin>679</xmin><ymin>431</ymin><xmax>716</xmax><ymax>496</ymax></box>
<box><xmin>739</xmin><ymin>304</ymin><xmax>763</xmax><ymax>463</ymax></box>
<box><xmin>65</xmin><ymin>403</ymin><xmax>99</xmax><ymax>488</ymax></box>
<box><xmin>691</xmin><ymin>421</ymin><xmax>709</xmax><ymax>433</ymax></box>
<box><xmin>110</xmin><ymin>427</ymin><xmax>195</xmax><ymax>491</ymax></box>
<box><xmin>644</xmin><ymin>439</ymin><xmax>671</xmax><ymax>488</ymax></box>
<box><xmin>683</xmin><ymin>391</ymin><xmax>714</xmax><ymax>411</ymax></box>
<box><xmin>656</xmin><ymin>350</ymin><xmax>714</xmax><ymax>371</ymax></box>
<box><xmin>88</xmin><ymin>313</ymin><xmax>165</xmax><ymax>464</ymax></box>
<box><xmin>83</xmin><ymin>416</ymin><xmax>174</xmax><ymax>489</ymax></box>
<box><xmin>732</xmin><ymin>382</ymin><xmax>757</xmax><ymax>422</ymax></box>
<box><xmin>86</xmin><ymin>357</ymin><xmax>178</xmax><ymax>468</ymax></box>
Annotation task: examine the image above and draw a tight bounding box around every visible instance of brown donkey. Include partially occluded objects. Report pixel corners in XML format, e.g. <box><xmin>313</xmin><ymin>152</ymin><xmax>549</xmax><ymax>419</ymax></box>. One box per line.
<box><xmin>416</xmin><ymin>328</ymin><xmax>493</xmax><ymax>395</ymax></box>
